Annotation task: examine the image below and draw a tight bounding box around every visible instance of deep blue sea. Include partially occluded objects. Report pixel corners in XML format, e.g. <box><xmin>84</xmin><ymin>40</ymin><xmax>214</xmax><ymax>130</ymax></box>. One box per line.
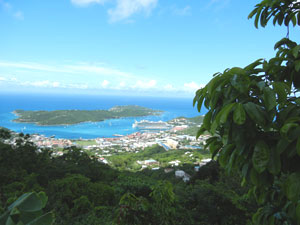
<box><xmin>0</xmin><ymin>93</ymin><xmax>207</xmax><ymax>139</ymax></box>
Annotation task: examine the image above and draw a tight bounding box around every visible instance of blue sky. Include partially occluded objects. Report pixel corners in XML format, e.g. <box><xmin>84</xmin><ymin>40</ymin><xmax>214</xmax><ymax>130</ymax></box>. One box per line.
<box><xmin>0</xmin><ymin>0</ymin><xmax>299</xmax><ymax>97</ymax></box>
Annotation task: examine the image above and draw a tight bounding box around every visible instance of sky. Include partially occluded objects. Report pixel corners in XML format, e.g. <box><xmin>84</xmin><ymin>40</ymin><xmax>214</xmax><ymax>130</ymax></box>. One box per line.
<box><xmin>0</xmin><ymin>0</ymin><xmax>299</xmax><ymax>97</ymax></box>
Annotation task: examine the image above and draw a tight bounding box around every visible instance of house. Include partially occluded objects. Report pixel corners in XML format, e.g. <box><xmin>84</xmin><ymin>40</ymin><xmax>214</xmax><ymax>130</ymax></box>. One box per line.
<box><xmin>183</xmin><ymin>173</ymin><xmax>191</xmax><ymax>182</ymax></box>
<box><xmin>175</xmin><ymin>170</ymin><xmax>185</xmax><ymax>178</ymax></box>
<box><xmin>164</xmin><ymin>168</ymin><xmax>174</xmax><ymax>173</ymax></box>
<box><xmin>166</xmin><ymin>139</ymin><xmax>179</xmax><ymax>149</ymax></box>
<box><xmin>144</xmin><ymin>159</ymin><xmax>158</xmax><ymax>165</ymax></box>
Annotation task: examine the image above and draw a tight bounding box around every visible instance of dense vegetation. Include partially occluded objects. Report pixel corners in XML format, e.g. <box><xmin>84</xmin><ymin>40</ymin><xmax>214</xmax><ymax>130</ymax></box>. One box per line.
<box><xmin>107</xmin><ymin>144</ymin><xmax>210</xmax><ymax>171</ymax></box>
<box><xmin>13</xmin><ymin>105</ymin><xmax>162</xmax><ymax>125</ymax></box>
<box><xmin>0</xmin><ymin>131</ymin><xmax>254</xmax><ymax>224</ymax></box>
<box><xmin>194</xmin><ymin>0</ymin><xmax>300</xmax><ymax>224</ymax></box>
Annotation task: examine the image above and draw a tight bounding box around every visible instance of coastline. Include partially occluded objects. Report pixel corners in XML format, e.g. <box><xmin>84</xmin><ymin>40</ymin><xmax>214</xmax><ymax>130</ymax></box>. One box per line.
<box><xmin>11</xmin><ymin>107</ymin><xmax>163</xmax><ymax>126</ymax></box>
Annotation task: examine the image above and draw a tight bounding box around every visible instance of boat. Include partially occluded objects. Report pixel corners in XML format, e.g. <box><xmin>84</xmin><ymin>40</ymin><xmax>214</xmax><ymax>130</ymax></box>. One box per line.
<box><xmin>132</xmin><ymin>120</ymin><xmax>171</xmax><ymax>130</ymax></box>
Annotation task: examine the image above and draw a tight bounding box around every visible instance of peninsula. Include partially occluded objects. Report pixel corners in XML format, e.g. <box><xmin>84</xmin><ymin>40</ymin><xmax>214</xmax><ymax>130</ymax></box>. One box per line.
<box><xmin>13</xmin><ymin>105</ymin><xmax>163</xmax><ymax>125</ymax></box>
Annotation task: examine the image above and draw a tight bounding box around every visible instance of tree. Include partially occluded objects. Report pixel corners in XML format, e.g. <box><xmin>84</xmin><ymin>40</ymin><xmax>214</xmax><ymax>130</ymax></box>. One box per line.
<box><xmin>194</xmin><ymin>0</ymin><xmax>300</xmax><ymax>224</ymax></box>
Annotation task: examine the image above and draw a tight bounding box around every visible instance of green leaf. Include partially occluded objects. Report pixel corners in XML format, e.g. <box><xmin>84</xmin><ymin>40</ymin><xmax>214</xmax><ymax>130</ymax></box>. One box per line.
<box><xmin>218</xmin><ymin>144</ymin><xmax>235</xmax><ymax>167</ymax></box>
<box><xmin>196</xmin><ymin>126</ymin><xmax>206</xmax><ymax>139</ymax></box>
<box><xmin>272</xmin><ymin>82</ymin><xmax>287</xmax><ymax>103</ymax></box>
<box><xmin>250</xmin><ymin>168</ymin><xmax>259</xmax><ymax>186</ymax></box>
<box><xmin>263</xmin><ymin>87</ymin><xmax>276</xmax><ymax>111</ymax></box>
<box><xmin>209</xmin><ymin>139</ymin><xmax>222</xmax><ymax>159</ymax></box>
<box><xmin>219</xmin><ymin>103</ymin><xmax>236</xmax><ymax>124</ymax></box>
<box><xmin>285</xmin><ymin>173</ymin><xmax>300</xmax><ymax>201</ymax></box>
<box><xmin>8</xmin><ymin>193</ymin><xmax>32</xmax><ymax>211</ymax></box>
<box><xmin>295</xmin><ymin>60</ymin><xmax>300</xmax><ymax>72</ymax></box>
<box><xmin>268</xmin><ymin>148</ymin><xmax>281</xmax><ymax>175</ymax></box>
<box><xmin>27</xmin><ymin>212</ymin><xmax>54</xmax><ymax>225</ymax></box>
<box><xmin>37</xmin><ymin>192</ymin><xmax>48</xmax><ymax>209</ymax></box>
<box><xmin>276</xmin><ymin>138</ymin><xmax>289</xmax><ymax>155</ymax></box>
<box><xmin>280</xmin><ymin>123</ymin><xmax>298</xmax><ymax>138</ymax></box>
<box><xmin>233</xmin><ymin>103</ymin><xmax>246</xmax><ymax>125</ymax></box>
<box><xmin>292</xmin><ymin>45</ymin><xmax>300</xmax><ymax>58</ymax></box>
<box><xmin>254</xmin><ymin>7</ymin><xmax>263</xmax><ymax>28</ymax></box>
<box><xmin>244</xmin><ymin>102</ymin><xmax>266</xmax><ymax>126</ymax></box>
<box><xmin>203</xmin><ymin>111</ymin><xmax>212</xmax><ymax>130</ymax></box>
<box><xmin>196</xmin><ymin>95</ymin><xmax>205</xmax><ymax>113</ymax></box>
<box><xmin>244</xmin><ymin>59</ymin><xmax>263</xmax><ymax>71</ymax></box>
<box><xmin>252</xmin><ymin>141</ymin><xmax>270</xmax><ymax>173</ymax></box>
<box><xmin>17</xmin><ymin>193</ymin><xmax>45</xmax><ymax>212</ymax></box>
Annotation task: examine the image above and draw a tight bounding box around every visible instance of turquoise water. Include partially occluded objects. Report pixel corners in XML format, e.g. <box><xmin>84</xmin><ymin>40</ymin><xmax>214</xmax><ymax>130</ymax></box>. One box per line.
<box><xmin>0</xmin><ymin>93</ymin><xmax>206</xmax><ymax>139</ymax></box>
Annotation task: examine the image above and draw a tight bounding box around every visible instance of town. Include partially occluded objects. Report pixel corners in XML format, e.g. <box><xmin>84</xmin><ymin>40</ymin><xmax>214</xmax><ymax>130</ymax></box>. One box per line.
<box><xmin>0</xmin><ymin>116</ymin><xmax>212</xmax><ymax>181</ymax></box>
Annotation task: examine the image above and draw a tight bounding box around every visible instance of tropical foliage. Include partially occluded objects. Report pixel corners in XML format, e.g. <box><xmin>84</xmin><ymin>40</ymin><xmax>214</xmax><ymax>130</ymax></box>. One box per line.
<box><xmin>194</xmin><ymin>0</ymin><xmax>300</xmax><ymax>224</ymax></box>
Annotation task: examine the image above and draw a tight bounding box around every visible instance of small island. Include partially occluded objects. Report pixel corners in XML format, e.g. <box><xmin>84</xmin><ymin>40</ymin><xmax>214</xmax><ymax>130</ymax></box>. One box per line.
<box><xmin>13</xmin><ymin>105</ymin><xmax>163</xmax><ymax>126</ymax></box>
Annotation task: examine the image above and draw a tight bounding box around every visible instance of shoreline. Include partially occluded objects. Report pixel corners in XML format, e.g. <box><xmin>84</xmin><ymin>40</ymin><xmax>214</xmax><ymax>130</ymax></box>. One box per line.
<box><xmin>11</xmin><ymin>107</ymin><xmax>163</xmax><ymax>126</ymax></box>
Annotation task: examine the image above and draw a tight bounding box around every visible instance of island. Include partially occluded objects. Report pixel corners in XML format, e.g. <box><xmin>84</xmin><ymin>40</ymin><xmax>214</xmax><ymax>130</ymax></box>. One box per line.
<box><xmin>13</xmin><ymin>105</ymin><xmax>163</xmax><ymax>125</ymax></box>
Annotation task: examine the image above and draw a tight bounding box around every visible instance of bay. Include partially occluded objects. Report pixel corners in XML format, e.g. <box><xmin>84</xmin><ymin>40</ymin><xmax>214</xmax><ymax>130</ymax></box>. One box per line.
<box><xmin>0</xmin><ymin>93</ymin><xmax>207</xmax><ymax>139</ymax></box>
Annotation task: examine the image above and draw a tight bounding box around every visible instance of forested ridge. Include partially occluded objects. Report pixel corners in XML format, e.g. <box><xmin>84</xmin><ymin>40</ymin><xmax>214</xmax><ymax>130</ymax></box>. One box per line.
<box><xmin>13</xmin><ymin>105</ymin><xmax>162</xmax><ymax>125</ymax></box>
<box><xmin>0</xmin><ymin>129</ymin><xmax>254</xmax><ymax>225</ymax></box>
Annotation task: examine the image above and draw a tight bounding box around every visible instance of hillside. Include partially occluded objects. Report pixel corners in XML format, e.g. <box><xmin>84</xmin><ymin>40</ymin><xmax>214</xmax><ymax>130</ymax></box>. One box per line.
<box><xmin>0</xmin><ymin>129</ymin><xmax>254</xmax><ymax>225</ymax></box>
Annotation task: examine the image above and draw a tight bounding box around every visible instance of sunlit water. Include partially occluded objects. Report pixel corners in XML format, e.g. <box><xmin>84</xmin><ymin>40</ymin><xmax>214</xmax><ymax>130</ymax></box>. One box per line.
<box><xmin>0</xmin><ymin>93</ymin><xmax>207</xmax><ymax>139</ymax></box>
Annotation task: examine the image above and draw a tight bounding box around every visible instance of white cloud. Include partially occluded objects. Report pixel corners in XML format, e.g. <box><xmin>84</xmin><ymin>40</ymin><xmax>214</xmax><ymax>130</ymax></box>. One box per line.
<box><xmin>0</xmin><ymin>61</ymin><xmax>136</xmax><ymax>79</ymax></box>
<box><xmin>119</xmin><ymin>81</ymin><xmax>126</xmax><ymax>86</ymax></box>
<box><xmin>0</xmin><ymin>76</ymin><xmax>7</xmax><ymax>81</ymax></box>
<box><xmin>132</xmin><ymin>79</ymin><xmax>157</xmax><ymax>89</ymax></box>
<box><xmin>172</xmin><ymin>5</ymin><xmax>191</xmax><ymax>16</ymax></box>
<box><xmin>108</xmin><ymin>0</ymin><xmax>158</xmax><ymax>22</ymax></box>
<box><xmin>68</xmin><ymin>83</ymin><xmax>89</xmax><ymax>89</ymax></box>
<box><xmin>183</xmin><ymin>82</ymin><xmax>204</xmax><ymax>92</ymax></box>
<box><xmin>20</xmin><ymin>80</ymin><xmax>62</xmax><ymax>88</ymax></box>
<box><xmin>13</xmin><ymin>11</ymin><xmax>24</xmax><ymax>20</ymax></box>
<box><xmin>101</xmin><ymin>79</ymin><xmax>109</xmax><ymax>88</ymax></box>
<box><xmin>71</xmin><ymin>0</ymin><xmax>107</xmax><ymax>6</ymax></box>
<box><xmin>164</xmin><ymin>84</ymin><xmax>174</xmax><ymax>91</ymax></box>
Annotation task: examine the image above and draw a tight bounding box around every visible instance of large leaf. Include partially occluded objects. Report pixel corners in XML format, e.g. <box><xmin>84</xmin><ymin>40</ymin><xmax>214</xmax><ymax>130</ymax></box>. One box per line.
<box><xmin>218</xmin><ymin>144</ymin><xmax>235</xmax><ymax>168</ymax></box>
<box><xmin>17</xmin><ymin>192</ymin><xmax>45</xmax><ymax>212</ymax></box>
<box><xmin>268</xmin><ymin>148</ymin><xmax>281</xmax><ymax>175</ymax></box>
<box><xmin>252</xmin><ymin>141</ymin><xmax>270</xmax><ymax>173</ymax></box>
<box><xmin>219</xmin><ymin>103</ymin><xmax>236</xmax><ymax>124</ymax></box>
<box><xmin>292</xmin><ymin>45</ymin><xmax>300</xmax><ymax>58</ymax></box>
<box><xmin>263</xmin><ymin>87</ymin><xmax>276</xmax><ymax>111</ymax></box>
<box><xmin>295</xmin><ymin>60</ymin><xmax>300</xmax><ymax>72</ymax></box>
<box><xmin>280</xmin><ymin>122</ymin><xmax>298</xmax><ymax>139</ymax></box>
<box><xmin>233</xmin><ymin>103</ymin><xmax>246</xmax><ymax>125</ymax></box>
<box><xmin>203</xmin><ymin>111</ymin><xmax>212</xmax><ymax>130</ymax></box>
<box><xmin>272</xmin><ymin>82</ymin><xmax>288</xmax><ymax>103</ymax></box>
<box><xmin>285</xmin><ymin>173</ymin><xmax>300</xmax><ymax>201</ymax></box>
<box><xmin>276</xmin><ymin>138</ymin><xmax>290</xmax><ymax>155</ymax></box>
<box><xmin>244</xmin><ymin>102</ymin><xmax>266</xmax><ymax>126</ymax></box>
<box><xmin>27</xmin><ymin>212</ymin><xmax>54</xmax><ymax>225</ymax></box>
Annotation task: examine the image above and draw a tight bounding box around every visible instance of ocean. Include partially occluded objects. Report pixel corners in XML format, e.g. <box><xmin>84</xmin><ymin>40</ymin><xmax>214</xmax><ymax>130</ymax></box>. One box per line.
<box><xmin>0</xmin><ymin>93</ymin><xmax>207</xmax><ymax>139</ymax></box>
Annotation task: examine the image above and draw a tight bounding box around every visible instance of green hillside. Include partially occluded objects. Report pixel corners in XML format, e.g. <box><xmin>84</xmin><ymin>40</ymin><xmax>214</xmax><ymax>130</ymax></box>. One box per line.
<box><xmin>13</xmin><ymin>105</ymin><xmax>162</xmax><ymax>125</ymax></box>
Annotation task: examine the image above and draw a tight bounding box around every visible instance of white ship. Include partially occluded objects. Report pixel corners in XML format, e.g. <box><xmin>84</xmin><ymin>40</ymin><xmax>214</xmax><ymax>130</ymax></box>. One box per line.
<box><xmin>132</xmin><ymin>120</ymin><xmax>171</xmax><ymax>130</ymax></box>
